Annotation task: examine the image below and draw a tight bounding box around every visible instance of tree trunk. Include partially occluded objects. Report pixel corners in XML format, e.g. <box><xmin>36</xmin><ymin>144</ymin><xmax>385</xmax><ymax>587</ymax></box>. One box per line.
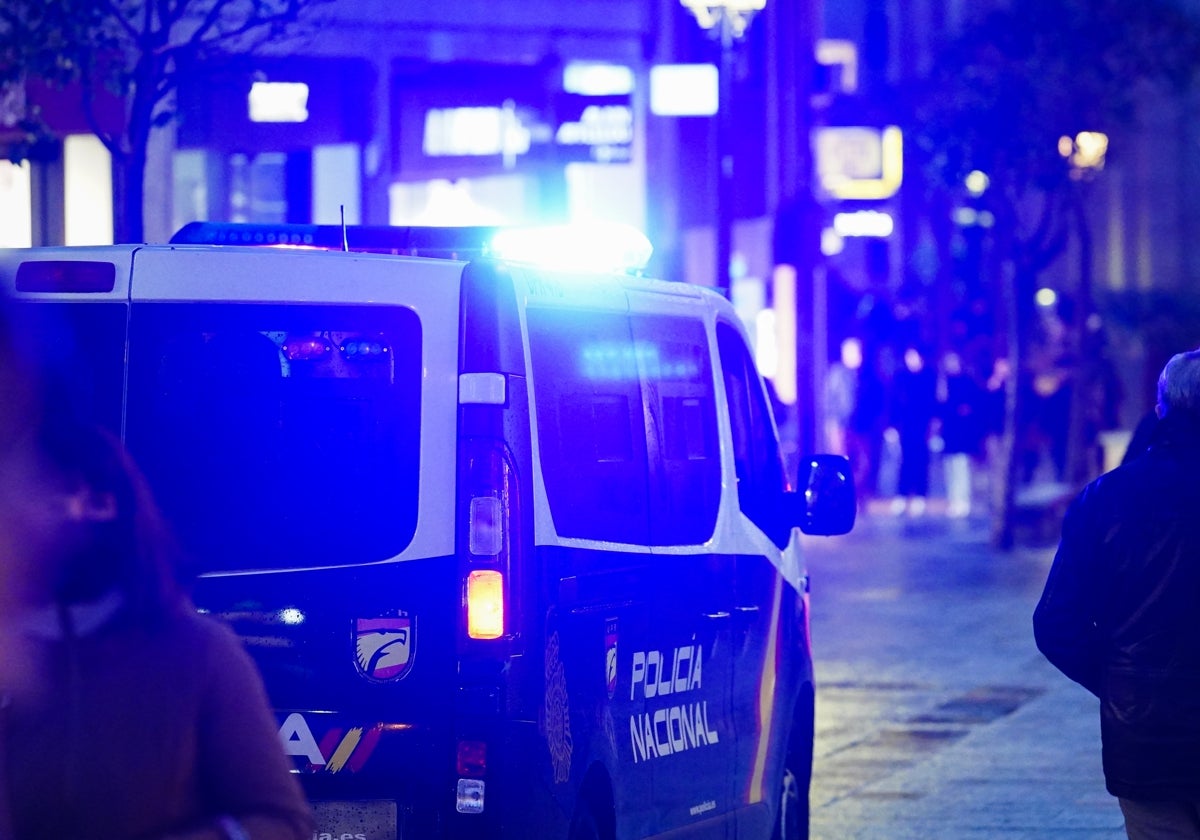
<box><xmin>109</xmin><ymin>56</ymin><xmax>158</xmax><ymax>244</ymax></box>
<box><xmin>110</xmin><ymin>150</ymin><xmax>145</xmax><ymax>244</ymax></box>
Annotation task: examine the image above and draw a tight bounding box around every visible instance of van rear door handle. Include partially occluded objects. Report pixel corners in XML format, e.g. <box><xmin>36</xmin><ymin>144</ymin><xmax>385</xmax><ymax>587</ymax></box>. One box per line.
<box><xmin>703</xmin><ymin>611</ymin><xmax>731</xmax><ymax>621</ymax></box>
<box><xmin>734</xmin><ymin>605</ymin><xmax>760</xmax><ymax>616</ymax></box>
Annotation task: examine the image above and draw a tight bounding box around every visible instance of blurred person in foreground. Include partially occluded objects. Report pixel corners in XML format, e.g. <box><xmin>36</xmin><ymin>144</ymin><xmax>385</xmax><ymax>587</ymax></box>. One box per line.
<box><xmin>1034</xmin><ymin>348</ymin><xmax>1200</xmax><ymax>839</ymax></box>
<box><xmin>0</xmin><ymin>320</ymin><xmax>312</xmax><ymax>838</ymax></box>
<box><xmin>0</xmin><ymin>299</ymin><xmax>41</xmax><ymax>701</ymax></box>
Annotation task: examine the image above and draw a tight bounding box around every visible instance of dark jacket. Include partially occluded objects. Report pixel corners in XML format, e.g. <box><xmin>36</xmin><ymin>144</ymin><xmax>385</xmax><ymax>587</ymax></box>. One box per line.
<box><xmin>938</xmin><ymin>371</ymin><xmax>985</xmax><ymax>456</ymax></box>
<box><xmin>2</xmin><ymin>598</ymin><xmax>313</xmax><ymax>840</ymax></box>
<box><xmin>1034</xmin><ymin>411</ymin><xmax>1200</xmax><ymax>801</ymax></box>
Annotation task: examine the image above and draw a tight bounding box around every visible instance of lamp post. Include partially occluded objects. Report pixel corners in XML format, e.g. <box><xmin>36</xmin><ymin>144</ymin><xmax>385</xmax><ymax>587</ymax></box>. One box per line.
<box><xmin>681</xmin><ymin>0</ymin><xmax>765</xmax><ymax>298</ymax></box>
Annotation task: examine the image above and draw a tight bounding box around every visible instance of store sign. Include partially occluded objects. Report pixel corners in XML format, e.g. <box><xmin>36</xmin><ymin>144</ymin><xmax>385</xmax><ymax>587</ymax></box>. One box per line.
<box><xmin>248</xmin><ymin>82</ymin><xmax>310</xmax><ymax>123</ymax></box>
<box><xmin>422</xmin><ymin>104</ymin><xmax>536</xmax><ymax>159</ymax></box>
<box><xmin>554</xmin><ymin>95</ymin><xmax>633</xmax><ymax>163</ymax></box>
<box><xmin>414</xmin><ymin>95</ymin><xmax>631</xmax><ymax>169</ymax></box>
<box><xmin>178</xmin><ymin>58</ymin><xmax>372</xmax><ymax>151</ymax></box>
<box><xmin>649</xmin><ymin>64</ymin><xmax>718</xmax><ymax>117</ymax></box>
<box><xmin>813</xmin><ymin>125</ymin><xmax>903</xmax><ymax>200</ymax></box>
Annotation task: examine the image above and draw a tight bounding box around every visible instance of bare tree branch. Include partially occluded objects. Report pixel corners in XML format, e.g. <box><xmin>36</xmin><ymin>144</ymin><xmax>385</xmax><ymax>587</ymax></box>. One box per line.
<box><xmin>1</xmin><ymin>0</ymin><xmax>325</xmax><ymax>240</ymax></box>
<box><xmin>94</xmin><ymin>0</ymin><xmax>141</xmax><ymax>45</ymax></box>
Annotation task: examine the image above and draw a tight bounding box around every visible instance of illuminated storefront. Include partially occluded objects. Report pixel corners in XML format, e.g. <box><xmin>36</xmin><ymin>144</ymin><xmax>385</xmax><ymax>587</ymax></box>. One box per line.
<box><xmin>174</xmin><ymin>57</ymin><xmax>373</xmax><ymax>230</ymax></box>
<box><xmin>170</xmin><ymin>53</ymin><xmax>644</xmax><ymax>240</ymax></box>
<box><xmin>0</xmin><ymin>78</ymin><xmax>121</xmax><ymax>246</ymax></box>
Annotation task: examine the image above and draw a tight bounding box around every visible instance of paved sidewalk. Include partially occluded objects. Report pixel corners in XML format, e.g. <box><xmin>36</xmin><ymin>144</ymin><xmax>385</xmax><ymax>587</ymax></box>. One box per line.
<box><xmin>805</xmin><ymin>511</ymin><xmax>1126</xmax><ymax>839</ymax></box>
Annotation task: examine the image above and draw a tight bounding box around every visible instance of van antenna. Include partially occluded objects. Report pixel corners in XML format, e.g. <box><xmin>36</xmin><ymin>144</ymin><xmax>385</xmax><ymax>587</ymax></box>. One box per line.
<box><xmin>340</xmin><ymin>205</ymin><xmax>349</xmax><ymax>252</ymax></box>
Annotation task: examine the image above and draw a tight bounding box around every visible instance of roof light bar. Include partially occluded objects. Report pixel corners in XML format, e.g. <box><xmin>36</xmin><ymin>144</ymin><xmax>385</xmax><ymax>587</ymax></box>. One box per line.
<box><xmin>489</xmin><ymin>222</ymin><xmax>653</xmax><ymax>274</ymax></box>
<box><xmin>170</xmin><ymin>221</ymin><xmax>655</xmax><ymax>274</ymax></box>
<box><xmin>171</xmin><ymin>222</ymin><xmax>497</xmax><ymax>258</ymax></box>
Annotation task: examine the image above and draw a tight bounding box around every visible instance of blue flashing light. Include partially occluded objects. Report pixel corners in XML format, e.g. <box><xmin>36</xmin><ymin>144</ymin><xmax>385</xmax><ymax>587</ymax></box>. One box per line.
<box><xmin>341</xmin><ymin>337</ymin><xmax>391</xmax><ymax>360</ymax></box>
<box><xmin>489</xmin><ymin>222</ymin><xmax>653</xmax><ymax>274</ymax></box>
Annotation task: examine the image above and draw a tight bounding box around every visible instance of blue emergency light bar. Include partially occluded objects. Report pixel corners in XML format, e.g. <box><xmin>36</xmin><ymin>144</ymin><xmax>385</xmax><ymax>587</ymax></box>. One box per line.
<box><xmin>170</xmin><ymin>222</ymin><xmax>498</xmax><ymax>259</ymax></box>
<box><xmin>170</xmin><ymin>221</ymin><xmax>654</xmax><ymax>274</ymax></box>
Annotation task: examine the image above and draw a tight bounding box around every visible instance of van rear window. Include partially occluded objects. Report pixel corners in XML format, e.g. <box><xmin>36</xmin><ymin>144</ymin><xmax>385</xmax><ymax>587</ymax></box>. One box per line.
<box><xmin>125</xmin><ymin>303</ymin><xmax>422</xmax><ymax>573</ymax></box>
<box><xmin>9</xmin><ymin>301</ymin><xmax>126</xmax><ymax>436</ymax></box>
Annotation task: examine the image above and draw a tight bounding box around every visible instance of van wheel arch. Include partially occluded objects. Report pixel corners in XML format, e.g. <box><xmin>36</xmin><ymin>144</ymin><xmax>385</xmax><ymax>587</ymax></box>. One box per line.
<box><xmin>568</xmin><ymin>764</ymin><xmax>615</xmax><ymax>840</ymax></box>
<box><xmin>773</xmin><ymin>682</ymin><xmax>815</xmax><ymax>840</ymax></box>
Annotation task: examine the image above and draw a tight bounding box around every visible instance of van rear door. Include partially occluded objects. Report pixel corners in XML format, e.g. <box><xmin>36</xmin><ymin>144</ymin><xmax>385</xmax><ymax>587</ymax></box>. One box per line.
<box><xmin>123</xmin><ymin>247</ymin><xmax>466</xmax><ymax>833</ymax></box>
<box><xmin>0</xmin><ymin>248</ymin><xmax>135</xmax><ymax>438</ymax></box>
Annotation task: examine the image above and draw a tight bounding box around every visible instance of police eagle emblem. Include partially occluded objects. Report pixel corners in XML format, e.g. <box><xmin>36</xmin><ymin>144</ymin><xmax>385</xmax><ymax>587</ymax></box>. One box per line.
<box><xmin>605</xmin><ymin>619</ymin><xmax>619</xmax><ymax>699</ymax></box>
<box><xmin>355</xmin><ymin>615</ymin><xmax>414</xmax><ymax>681</ymax></box>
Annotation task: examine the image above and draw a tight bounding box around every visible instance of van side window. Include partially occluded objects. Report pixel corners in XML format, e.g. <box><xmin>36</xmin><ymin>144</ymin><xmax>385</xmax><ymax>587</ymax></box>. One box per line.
<box><xmin>527</xmin><ymin>308</ymin><xmax>651</xmax><ymax>545</ymax></box>
<box><xmin>528</xmin><ymin>308</ymin><xmax>721</xmax><ymax>547</ymax></box>
<box><xmin>716</xmin><ymin>321</ymin><xmax>788</xmax><ymax>546</ymax></box>
<box><xmin>631</xmin><ymin>314</ymin><xmax>720</xmax><ymax>545</ymax></box>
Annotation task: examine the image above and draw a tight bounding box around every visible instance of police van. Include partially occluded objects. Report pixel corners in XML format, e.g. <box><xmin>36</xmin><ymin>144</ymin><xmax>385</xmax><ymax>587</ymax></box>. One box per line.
<box><xmin>0</xmin><ymin>223</ymin><xmax>854</xmax><ymax>840</ymax></box>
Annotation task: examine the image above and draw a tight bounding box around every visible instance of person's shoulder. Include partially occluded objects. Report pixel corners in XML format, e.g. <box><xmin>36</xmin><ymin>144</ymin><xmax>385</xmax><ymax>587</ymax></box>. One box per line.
<box><xmin>1078</xmin><ymin>449</ymin><xmax>1178</xmax><ymax>509</ymax></box>
<box><xmin>156</xmin><ymin>603</ymin><xmax>245</xmax><ymax>654</ymax></box>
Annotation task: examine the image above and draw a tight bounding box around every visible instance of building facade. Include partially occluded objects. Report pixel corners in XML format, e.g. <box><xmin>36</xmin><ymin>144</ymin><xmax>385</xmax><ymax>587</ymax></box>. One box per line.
<box><xmin>7</xmin><ymin>0</ymin><xmax>1200</xmax><ymax>438</ymax></box>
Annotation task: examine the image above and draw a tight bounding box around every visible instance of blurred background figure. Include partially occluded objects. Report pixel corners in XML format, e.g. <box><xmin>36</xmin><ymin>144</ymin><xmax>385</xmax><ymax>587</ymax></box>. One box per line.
<box><xmin>890</xmin><ymin>344</ymin><xmax>937</xmax><ymax>516</ymax></box>
<box><xmin>847</xmin><ymin>339</ymin><xmax>889</xmax><ymax>512</ymax></box>
<box><xmin>938</xmin><ymin>351</ymin><xmax>986</xmax><ymax>518</ymax></box>
<box><xmin>824</xmin><ymin>336</ymin><xmax>862</xmax><ymax>456</ymax></box>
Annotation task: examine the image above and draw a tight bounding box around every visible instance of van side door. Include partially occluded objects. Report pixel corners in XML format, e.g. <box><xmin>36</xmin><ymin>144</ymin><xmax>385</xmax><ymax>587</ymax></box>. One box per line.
<box><xmin>715</xmin><ymin>321</ymin><xmax>802</xmax><ymax>831</ymax></box>
<box><xmin>524</xmin><ymin>301</ymin><xmax>663</xmax><ymax>837</ymax></box>
<box><xmin>629</xmin><ymin>298</ymin><xmax>737</xmax><ymax>839</ymax></box>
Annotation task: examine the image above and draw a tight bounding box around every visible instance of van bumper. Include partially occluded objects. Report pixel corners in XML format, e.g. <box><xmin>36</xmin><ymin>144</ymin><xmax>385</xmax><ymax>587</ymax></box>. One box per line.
<box><xmin>298</xmin><ymin>718</ymin><xmax>563</xmax><ymax>840</ymax></box>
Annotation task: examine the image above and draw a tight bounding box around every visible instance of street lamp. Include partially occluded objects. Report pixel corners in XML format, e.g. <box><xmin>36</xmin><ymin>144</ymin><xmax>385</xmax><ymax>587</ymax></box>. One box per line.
<box><xmin>681</xmin><ymin>0</ymin><xmax>765</xmax><ymax>298</ymax></box>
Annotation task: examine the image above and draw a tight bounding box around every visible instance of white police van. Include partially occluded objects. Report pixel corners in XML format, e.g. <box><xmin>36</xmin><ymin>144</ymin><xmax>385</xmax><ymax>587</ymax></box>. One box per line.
<box><xmin>0</xmin><ymin>223</ymin><xmax>854</xmax><ymax>840</ymax></box>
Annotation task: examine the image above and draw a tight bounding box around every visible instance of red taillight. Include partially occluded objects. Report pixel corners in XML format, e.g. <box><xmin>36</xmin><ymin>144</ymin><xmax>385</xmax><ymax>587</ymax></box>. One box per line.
<box><xmin>456</xmin><ymin>740</ymin><xmax>487</xmax><ymax>777</ymax></box>
<box><xmin>466</xmin><ymin>570</ymin><xmax>504</xmax><ymax>640</ymax></box>
<box><xmin>459</xmin><ymin>438</ymin><xmax>519</xmax><ymax>642</ymax></box>
<box><xmin>282</xmin><ymin>335</ymin><xmax>332</xmax><ymax>361</ymax></box>
<box><xmin>16</xmin><ymin>261</ymin><xmax>116</xmax><ymax>293</ymax></box>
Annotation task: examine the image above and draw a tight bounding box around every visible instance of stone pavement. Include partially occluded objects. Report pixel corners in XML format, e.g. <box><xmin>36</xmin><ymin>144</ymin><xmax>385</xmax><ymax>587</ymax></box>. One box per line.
<box><xmin>803</xmin><ymin>506</ymin><xmax>1127</xmax><ymax>839</ymax></box>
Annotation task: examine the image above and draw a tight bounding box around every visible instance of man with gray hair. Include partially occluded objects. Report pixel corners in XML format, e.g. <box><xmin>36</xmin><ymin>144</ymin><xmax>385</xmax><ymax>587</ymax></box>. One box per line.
<box><xmin>1035</xmin><ymin>348</ymin><xmax>1200</xmax><ymax>839</ymax></box>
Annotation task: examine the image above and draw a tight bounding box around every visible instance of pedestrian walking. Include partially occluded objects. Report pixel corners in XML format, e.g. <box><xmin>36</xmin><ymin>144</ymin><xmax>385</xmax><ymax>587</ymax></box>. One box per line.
<box><xmin>824</xmin><ymin>336</ymin><xmax>862</xmax><ymax>456</ymax></box>
<box><xmin>0</xmin><ymin>298</ymin><xmax>313</xmax><ymax>840</ymax></box>
<box><xmin>889</xmin><ymin>344</ymin><xmax>937</xmax><ymax>516</ymax></box>
<box><xmin>937</xmin><ymin>351</ymin><xmax>986</xmax><ymax>518</ymax></box>
<box><xmin>1034</xmin><ymin>348</ymin><xmax>1200</xmax><ymax>839</ymax></box>
<box><xmin>846</xmin><ymin>340</ymin><xmax>888</xmax><ymax>511</ymax></box>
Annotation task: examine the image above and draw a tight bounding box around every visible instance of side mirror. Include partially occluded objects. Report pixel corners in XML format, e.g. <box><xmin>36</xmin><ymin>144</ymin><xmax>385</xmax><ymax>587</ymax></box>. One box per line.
<box><xmin>795</xmin><ymin>454</ymin><xmax>856</xmax><ymax>536</ymax></box>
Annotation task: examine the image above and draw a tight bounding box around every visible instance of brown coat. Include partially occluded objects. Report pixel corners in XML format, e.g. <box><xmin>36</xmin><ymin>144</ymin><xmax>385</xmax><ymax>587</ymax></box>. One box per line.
<box><xmin>1</xmin><ymin>600</ymin><xmax>312</xmax><ymax>840</ymax></box>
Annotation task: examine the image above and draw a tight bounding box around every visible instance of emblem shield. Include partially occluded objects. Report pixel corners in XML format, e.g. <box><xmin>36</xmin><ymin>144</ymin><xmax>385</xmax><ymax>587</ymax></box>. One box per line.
<box><xmin>355</xmin><ymin>615</ymin><xmax>415</xmax><ymax>681</ymax></box>
<box><xmin>605</xmin><ymin>619</ymin><xmax>618</xmax><ymax>699</ymax></box>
